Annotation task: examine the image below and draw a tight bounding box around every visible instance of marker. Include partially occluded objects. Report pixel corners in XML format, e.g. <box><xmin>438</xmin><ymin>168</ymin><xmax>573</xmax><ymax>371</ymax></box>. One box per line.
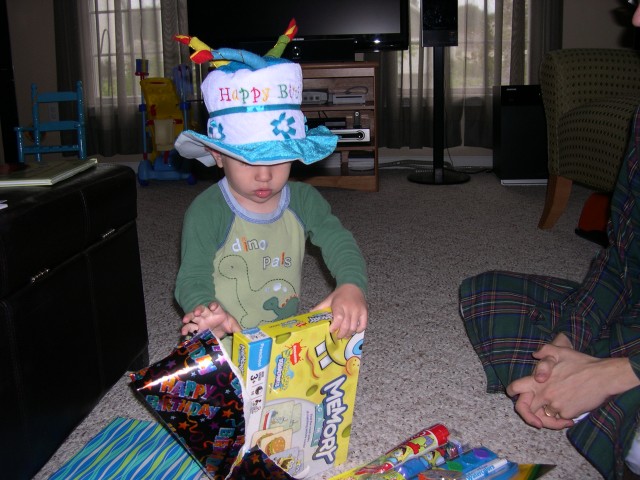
<box><xmin>462</xmin><ymin>458</ymin><xmax>509</xmax><ymax>480</ymax></box>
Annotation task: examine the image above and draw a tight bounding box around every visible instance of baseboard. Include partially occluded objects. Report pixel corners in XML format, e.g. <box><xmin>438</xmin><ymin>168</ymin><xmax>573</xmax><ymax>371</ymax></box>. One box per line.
<box><xmin>500</xmin><ymin>178</ymin><xmax>547</xmax><ymax>186</ymax></box>
<box><xmin>378</xmin><ymin>154</ymin><xmax>492</xmax><ymax>169</ymax></box>
<box><xmin>98</xmin><ymin>152</ymin><xmax>494</xmax><ymax>171</ymax></box>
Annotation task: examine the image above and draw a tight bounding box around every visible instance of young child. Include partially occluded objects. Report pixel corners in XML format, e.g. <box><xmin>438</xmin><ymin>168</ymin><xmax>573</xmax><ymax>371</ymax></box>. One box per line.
<box><xmin>172</xmin><ymin>48</ymin><xmax>368</xmax><ymax>352</ymax></box>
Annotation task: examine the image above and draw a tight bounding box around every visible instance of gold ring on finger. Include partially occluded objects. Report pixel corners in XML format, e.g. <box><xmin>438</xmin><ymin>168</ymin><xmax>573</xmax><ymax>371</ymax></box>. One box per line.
<box><xmin>543</xmin><ymin>404</ymin><xmax>558</xmax><ymax>418</ymax></box>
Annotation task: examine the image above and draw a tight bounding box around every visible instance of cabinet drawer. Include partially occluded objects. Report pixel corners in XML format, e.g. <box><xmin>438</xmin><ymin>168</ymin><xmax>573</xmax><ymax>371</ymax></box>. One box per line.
<box><xmin>0</xmin><ymin>164</ymin><xmax>137</xmax><ymax>297</ymax></box>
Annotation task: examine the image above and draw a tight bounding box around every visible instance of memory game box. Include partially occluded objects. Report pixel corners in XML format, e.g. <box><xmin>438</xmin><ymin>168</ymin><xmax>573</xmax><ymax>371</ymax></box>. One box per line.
<box><xmin>232</xmin><ymin>308</ymin><xmax>364</xmax><ymax>478</ymax></box>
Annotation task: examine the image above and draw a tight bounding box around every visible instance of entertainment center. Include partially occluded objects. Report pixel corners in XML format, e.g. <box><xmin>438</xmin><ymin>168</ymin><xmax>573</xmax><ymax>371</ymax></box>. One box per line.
<box><xmin>294</xmin><ymin>61</ymin><xmax>379</xmax><ymax>192</ymax></box>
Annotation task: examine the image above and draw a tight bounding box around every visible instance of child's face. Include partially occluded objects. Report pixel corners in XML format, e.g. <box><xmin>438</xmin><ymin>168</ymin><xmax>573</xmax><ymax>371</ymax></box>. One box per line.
<box><xmin>211</xmin><ymin>150</ymin><xmax>292</xmax><ymax>214</ymax></box>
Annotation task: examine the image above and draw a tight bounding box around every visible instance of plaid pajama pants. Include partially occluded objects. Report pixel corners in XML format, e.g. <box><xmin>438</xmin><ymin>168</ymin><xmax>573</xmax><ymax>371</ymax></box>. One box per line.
<box><xmin>460</xmin><ymin>270</ymin><xmax>640</xmax><ymax>480</ymax></box>
<box><xmin>459</xmin><ymin>104</ymin><xmax>640</xmax><ymax>480</ymax></box>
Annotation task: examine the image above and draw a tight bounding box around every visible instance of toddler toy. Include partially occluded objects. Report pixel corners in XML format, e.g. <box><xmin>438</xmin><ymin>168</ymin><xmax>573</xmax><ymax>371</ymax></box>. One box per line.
<box><xmin>135</xmin><ymin>58</ymin><xmax>195</xmax><ymax>186</ymax></box>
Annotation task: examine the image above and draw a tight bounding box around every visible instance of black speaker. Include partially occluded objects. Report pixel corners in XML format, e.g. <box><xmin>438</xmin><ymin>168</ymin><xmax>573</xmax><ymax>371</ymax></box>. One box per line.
<box><xmin>422</xmin><ymin>0</ymin><xmax>458</xmax><ymax>47</ymax></box>
<box><xmin>492</xmin><ymin>85</ymin><xmax>549</xmax><ymax>183</ymax></box>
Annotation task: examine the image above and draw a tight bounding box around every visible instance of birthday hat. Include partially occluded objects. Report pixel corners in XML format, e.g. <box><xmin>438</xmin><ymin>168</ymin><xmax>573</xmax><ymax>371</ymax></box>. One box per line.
<box><xmin>173</xmin><ymin>21</ymin><xmax>337</xmax><ymax>166</ymax></box>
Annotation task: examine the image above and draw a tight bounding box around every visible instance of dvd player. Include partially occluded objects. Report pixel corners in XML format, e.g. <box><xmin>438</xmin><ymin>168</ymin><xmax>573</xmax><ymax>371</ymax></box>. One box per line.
<box><xmin>306</xmin><ymin>117</ymin><xmax>347</xmax><ymax>129</ymax></box>
<box><xmin>330</xmin><ymin>93</ymin><xmax>366</xmax><ymax>105</ymax></box>
<box><xmin>331</xmin><ymin>128</ymin><xmax>370</xmax><ymax>143</ymax></box>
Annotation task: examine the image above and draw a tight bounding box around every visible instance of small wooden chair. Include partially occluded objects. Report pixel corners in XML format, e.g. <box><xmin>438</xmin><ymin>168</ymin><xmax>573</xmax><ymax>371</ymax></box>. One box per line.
<box><xmin>15</xmin><ymin>81</ymin><xmax>86</xmax><ymax>162</ymax></box>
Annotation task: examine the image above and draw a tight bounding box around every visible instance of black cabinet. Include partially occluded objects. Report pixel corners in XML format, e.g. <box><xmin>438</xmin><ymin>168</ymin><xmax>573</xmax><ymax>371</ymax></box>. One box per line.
<box><xmin>0</xmin><ymin>164</ymin><xmax>149</xmax><ymax>480</ymax></box>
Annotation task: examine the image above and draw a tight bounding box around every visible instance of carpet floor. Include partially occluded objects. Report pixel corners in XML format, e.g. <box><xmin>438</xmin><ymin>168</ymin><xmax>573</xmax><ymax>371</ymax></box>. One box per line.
<box><xmin>34</xmin><ymin>167</ymin><xmax>602</xmax><ymax>479</ymax></box>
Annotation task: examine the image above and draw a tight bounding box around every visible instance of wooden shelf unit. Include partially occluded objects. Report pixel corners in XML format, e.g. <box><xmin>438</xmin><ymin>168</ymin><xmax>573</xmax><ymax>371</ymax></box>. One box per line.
<box><xmin>297</xmin><ymin>61</ymin><xmax>379</xmax><ymax>192</ymax></box>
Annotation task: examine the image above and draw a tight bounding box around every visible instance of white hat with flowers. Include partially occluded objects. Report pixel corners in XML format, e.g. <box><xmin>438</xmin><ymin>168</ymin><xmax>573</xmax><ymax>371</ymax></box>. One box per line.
<box><xmin>173</xmin><ymin>21</ymin><xmax>337</xmax><ymax>166</ymax></box>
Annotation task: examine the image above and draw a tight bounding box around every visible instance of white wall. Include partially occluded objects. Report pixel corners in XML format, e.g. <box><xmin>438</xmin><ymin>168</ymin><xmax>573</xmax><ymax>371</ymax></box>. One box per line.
<box><xmin>7</xmin><ymin>0</ymin><xmax>57</xmax><ymax>128</ymax></box>
<box><xmin>563</xmin><ymin>0</ymin><xmax>635</xmax><ymax>49</ymax></box>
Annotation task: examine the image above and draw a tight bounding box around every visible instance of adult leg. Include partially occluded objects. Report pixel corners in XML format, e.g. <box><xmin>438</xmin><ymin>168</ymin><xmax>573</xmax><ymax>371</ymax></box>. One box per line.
<box><xmin>460</xmin><ymin>270</ymin><xmax>580</xmax><ymax>393</ymax></box>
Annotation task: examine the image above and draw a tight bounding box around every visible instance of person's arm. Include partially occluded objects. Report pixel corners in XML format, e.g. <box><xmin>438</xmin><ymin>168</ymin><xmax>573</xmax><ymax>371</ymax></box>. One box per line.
<box><xmin>175</xmin><ymin>185</ymin><xmax>229</xmax><ymax>313</ymax></box>
<box><xmin>554</xmin><ymin>138</ymin><xmax>640</xmax><ymax>352</ymax></box>
<box><xmin>289</xmin><ymin>182</ymin><xmax>368</xmax><ymax>337</ymax></box>
<box><xmin>552</xmin><ymin>247</ymin><xmax>629</xmax><ymax>351</ymax></box>
<box><xmin>290</xmin><ymin>182</ymin><xmax>368</xmax><ymax>294</ymax></box>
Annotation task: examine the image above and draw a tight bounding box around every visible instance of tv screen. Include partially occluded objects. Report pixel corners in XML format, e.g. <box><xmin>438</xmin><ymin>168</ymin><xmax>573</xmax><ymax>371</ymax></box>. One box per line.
<box><xmin>186</xmin><ymin>0</ymin><xmax>409</xmax><ymax>62</ymax></box>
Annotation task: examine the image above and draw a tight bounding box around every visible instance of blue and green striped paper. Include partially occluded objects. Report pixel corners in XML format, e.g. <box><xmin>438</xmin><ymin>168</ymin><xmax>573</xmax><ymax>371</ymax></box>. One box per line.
<box><xmin>49</xmin><ymin>417</ymin><xmax>204</xmax><ymax>479</ymax></box>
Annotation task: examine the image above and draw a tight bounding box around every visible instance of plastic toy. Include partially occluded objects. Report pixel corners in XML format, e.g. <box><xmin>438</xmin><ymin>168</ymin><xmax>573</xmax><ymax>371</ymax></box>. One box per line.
<box><xmin>135</xmin><ymin>59</ymin><xmax>195</xmax><ymax>186</ymax></box>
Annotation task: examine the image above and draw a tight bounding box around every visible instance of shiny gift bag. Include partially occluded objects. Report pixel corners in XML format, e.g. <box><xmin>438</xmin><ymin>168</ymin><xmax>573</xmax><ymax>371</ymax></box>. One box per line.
<box><xmin>130</xmin><ymin>330</ymin><xmax>293</xmax><ymax>480</ymax></box>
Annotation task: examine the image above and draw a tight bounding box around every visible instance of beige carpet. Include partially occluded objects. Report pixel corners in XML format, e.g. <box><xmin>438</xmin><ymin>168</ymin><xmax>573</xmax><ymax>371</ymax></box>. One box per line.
<box><xmin>34</xmin><ymin>167</ymin><xmax>602</xmax><ymax>479</ymax></box>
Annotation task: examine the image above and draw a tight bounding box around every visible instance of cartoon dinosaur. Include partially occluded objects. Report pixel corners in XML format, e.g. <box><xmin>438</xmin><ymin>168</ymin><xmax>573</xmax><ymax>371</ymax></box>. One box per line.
<box><xmin>263</xmin><ymin>295</ymin><xmax>300</xmax><ymax>320</ymax></box>
<box><xmin>217</xmin><ymin>255</ymin><xmax>297</xmax><ymax>324</ymax></box>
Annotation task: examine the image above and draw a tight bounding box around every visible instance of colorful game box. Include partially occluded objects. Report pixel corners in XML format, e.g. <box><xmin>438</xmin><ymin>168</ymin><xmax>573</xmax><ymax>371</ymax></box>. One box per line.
<box><xmin>232</xmin><ymin>308</ymin><xmax>364</xmax><ymax>478</ymax></box>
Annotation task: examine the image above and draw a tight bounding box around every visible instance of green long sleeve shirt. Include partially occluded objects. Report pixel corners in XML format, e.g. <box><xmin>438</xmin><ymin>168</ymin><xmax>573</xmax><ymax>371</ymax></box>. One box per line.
<box><xmin>175</xmin><ymin>177</ymin><xmax>367</xmax><ymax>331</ymax></box>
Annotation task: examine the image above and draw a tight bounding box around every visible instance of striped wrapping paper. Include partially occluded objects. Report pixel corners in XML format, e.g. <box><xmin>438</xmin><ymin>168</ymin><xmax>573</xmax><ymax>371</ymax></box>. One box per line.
<box><xmin>49</xmin><ymin>417</ymin><xmax>204</xmax><ymax>479</ymax></box>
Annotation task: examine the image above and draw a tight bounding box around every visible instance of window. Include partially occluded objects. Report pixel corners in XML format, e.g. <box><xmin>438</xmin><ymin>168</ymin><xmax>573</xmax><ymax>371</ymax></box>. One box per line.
<box><xmin>382</xmin><ymin>0</ymin><xmax>534</xmax><ymax>148</ymax></box>
<box><xmin>401</xmin><ymin>0</ymin><xmax>530</xmax><ymax>98</ymax></box>
<box><xmin>82</xmin><ymin>0</ymin><xmax>164</xmax><ymax>106</ymax></box>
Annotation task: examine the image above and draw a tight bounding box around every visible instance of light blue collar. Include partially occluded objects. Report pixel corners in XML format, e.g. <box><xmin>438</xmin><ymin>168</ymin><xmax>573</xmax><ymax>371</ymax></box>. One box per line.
<box><xmin>219</xmin><ymin>177</ymin><xmax>290</xmax><ymax>224</ymax></box>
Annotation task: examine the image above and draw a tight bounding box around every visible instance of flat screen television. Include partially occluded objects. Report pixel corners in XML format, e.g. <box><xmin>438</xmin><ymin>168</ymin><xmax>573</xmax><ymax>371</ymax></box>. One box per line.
<box><xmin>185</xmin><ymin>0</ymin><xmax>409</xmax><ymax>63</ymax></box>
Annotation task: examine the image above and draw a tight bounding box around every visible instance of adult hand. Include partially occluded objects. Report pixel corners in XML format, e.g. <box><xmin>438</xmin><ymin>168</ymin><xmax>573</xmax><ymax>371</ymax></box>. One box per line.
<box><xmin>506</xmin><ymin>383</ymin><xmax>575</xmax><ymax>430</ymax></box>
<box><xmin>312</xmin><ymin>283</ymin><xmax>368</xmax><ymax>338</ymax></box>
<box><xmin>531</xmin><ymin>333</ymin><xmax>573</xmax><ymax>384</ymax></box>
<box><xmin>181</xmin><ymin>302</ymin><xmax>241</xmax><ymax>339</ymax></box>
<box><xmin>508</xmin><ymin>333</ymin><xmax>575</xmax><ymax>428</ymax></box>
<box><xmin>507</xmin><ymin>345</ymin><xmax>638</xmax><ymax>429</ymax></box>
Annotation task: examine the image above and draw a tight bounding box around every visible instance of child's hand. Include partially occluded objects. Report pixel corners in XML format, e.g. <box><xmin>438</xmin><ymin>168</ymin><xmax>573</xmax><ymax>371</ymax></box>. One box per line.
<box><xmin>312</xmin><ymin>284</ymin><xmax>368</xmax><ymax>339</ymax></box>
<box><xmin>181</xmin><ymin>302</ymin><xmax>241</xmax><ymax>339</ymax></box>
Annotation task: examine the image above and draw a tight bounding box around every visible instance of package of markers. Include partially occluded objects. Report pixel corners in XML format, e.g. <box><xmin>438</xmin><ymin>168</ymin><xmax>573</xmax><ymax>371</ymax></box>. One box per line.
<box><xmin>330</xmin><ymin>424</ymin><xmax>457</xmax><ymax>479</ymax></box>
<box><xmin>329</xmin><ymin>424</ymin><xmax>555</xmax><ymax>480</ymax></box>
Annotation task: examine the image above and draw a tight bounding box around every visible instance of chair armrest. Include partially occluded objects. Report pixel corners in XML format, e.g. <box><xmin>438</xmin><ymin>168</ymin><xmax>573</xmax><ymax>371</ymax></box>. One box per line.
<box><xmin>540</xmin><ymin>48</ymin><xmax>640</xmax><ymax>174</ymax></box>
<box><xmin>541</xmin><ymin>48</ymin><xmax>640</xmax><ymax>115</ymax></box>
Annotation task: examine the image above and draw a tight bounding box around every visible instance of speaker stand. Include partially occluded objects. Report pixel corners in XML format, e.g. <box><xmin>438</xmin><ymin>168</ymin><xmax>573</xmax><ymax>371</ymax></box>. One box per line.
<box><xmin>408</xmin><ymin>46</ymin><xmax>470</xmax><ymax>185</ymax></box>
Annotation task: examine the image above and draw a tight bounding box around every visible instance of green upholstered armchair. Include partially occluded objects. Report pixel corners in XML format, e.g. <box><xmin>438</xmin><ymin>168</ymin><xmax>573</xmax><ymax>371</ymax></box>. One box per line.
<box><xmin>538</xmin><ymin>48</ymin><xmax>640</xmax><ymax>229</ymax></box>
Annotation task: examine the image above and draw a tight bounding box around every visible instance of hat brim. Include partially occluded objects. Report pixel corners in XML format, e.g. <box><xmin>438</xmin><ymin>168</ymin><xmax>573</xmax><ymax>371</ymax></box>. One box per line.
<box><xmin>174</xmin><ymin>126</ymin><xmax>338</xmax><ymax>166</ymax></box>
